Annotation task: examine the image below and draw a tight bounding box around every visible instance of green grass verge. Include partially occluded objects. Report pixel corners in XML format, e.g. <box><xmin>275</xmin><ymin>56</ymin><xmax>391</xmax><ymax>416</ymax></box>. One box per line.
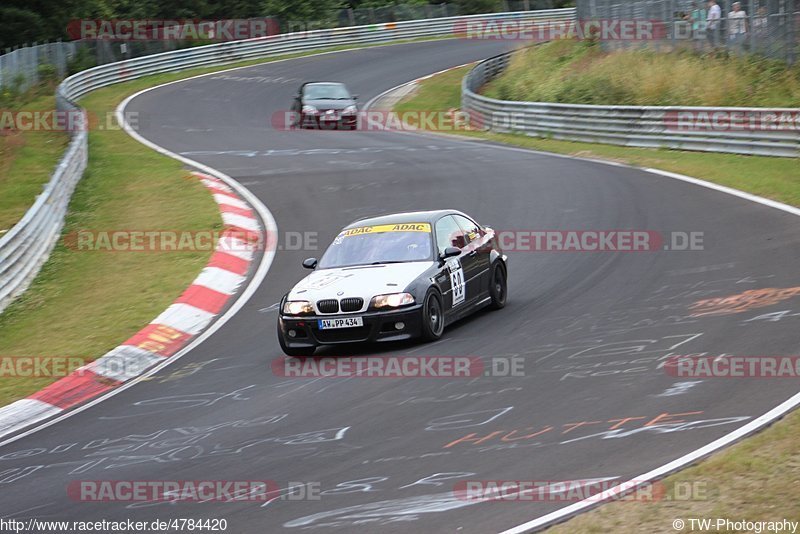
<box><xmin>395</xmin><ymin>63</ymin><xmax>800</xmax><ymax>532</ymax></box>
<box><xmin>0</xmin><ymin>90</ymin><xmax>70</xmax><ymax>231</ymax></box>
<box><xmin>0</xmin><ymin>38</ymin><xmax>459</xmax><ymax>407</ymax></box>
<box><xmin>0</xmin><ymin>81</ymin><xmax>221</xmax><ymax>407</ymax></box>
<box><xmin>484</xmin><ymin>40</ymin><xmax>800</xmax><ymax>107</ymax></box>
<box><xmin>395</xmin><ymin>65</ymin><xmax>800</xmax><ymax>207</ymax></box>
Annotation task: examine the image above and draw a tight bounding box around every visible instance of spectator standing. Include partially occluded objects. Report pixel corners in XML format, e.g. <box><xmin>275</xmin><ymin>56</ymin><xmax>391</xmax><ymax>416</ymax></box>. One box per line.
<box><xmin>706</xmin><ymin>0</ymin><xmax>722</xmax><ymax>48</ymax></box>
<box><xmin>690</xmin><ymin>2</ymin><xmax>708</xmax><ymax>50</ymax></box>
<box><xmin>752</xmin><ymin>5</ymin><xmax>769</xmax><ymax>51</ymax></box>
<box><xmin>728</xmin><ymin>2</ymin><xmax>748</xmax><ymax>53</ymax></box>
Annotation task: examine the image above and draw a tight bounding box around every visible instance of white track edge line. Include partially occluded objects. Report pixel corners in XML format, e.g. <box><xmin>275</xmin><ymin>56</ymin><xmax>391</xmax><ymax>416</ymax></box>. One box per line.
<box><xmin>368</xmin><ymin>71</ymin><xmax>800</xmax><ymax>534</ymax></box>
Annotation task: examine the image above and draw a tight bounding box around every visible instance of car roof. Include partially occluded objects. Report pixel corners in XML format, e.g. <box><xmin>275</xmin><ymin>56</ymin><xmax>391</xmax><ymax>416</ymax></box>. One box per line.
<box><xmin>303</xmin><ymin>81</ymin><xmax>346</xmax><ymax>87</ymax></box>
<box><xmin>344</xmin><ymin>210</ymin><xmax>468</xmax><ymax>229</ymax></box>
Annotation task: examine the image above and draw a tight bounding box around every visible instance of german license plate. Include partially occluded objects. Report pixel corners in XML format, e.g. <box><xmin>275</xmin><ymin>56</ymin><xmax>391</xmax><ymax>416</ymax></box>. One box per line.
<box><xmin>318</xmin><ymin>317</ymin><xmax>363</xmax><ymax>329</ymax></box>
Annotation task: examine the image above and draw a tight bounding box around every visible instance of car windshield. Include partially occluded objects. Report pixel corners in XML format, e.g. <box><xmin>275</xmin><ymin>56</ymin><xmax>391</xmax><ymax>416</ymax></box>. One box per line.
<box><xmin>318</xmin><ymin>223</ymin><xmax>434</xmax><ymax>268</ymax></box>
<box><xmin>303</xmin><ymin>84</ymin><xmax>351</xmax><ymax>100</ymax></box>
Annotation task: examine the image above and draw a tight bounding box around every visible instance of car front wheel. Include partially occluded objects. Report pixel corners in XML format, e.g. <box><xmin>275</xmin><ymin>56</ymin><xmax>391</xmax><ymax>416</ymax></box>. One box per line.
<box><xmin>420</xmin><ymin>289</ymin><xmax>445</xmax><ymax>342</ymax></box>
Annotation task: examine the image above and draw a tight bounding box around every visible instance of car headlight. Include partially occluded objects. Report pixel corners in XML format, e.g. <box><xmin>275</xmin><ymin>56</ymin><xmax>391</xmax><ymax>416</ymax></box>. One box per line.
<box><xmin>343</xmin><ymin>105</ymin><xmax>357</xmax><ymax>114</ymax></box>
<box><xmin>370</xmin><ymin>293</ymin><xmax>415</xmax><ymax>309</ymax></box>
<box><xmin>301</xmin><ymin>105</ymin><xmax>318</xmax><ymax>114</ymax></box>
<box><xmin>283</xmin><ymin>300</ymin><xmax>314</xmax><ymax>315</ymax></box>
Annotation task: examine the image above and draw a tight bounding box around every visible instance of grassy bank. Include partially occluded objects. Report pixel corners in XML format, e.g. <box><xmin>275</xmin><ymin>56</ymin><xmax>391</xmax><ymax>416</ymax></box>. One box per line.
<box><xmin>394</xmin><ymin>60</ymin><xmax>800</xmax><ymax>532</ymax></box>
<box><xmin>395</xmin><ymin>65</ymin><xmax>800</xmax><ymax>206</ymax></box>
<box><xmin>484</xmin><ymin>40</ymin><xmax>800</xmax><ymax>107</ymax></box>
<box><xmin>0</xmin><ymin>88</ymin><xmax>70</xmax><ymax>232</ymax></box>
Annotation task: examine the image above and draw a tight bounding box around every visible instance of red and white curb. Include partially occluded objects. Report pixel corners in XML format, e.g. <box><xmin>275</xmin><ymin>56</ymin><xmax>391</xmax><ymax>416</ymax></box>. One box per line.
<box><xmin>0</xmin><ymin>172</ymin><xmax>262</xmax><ymax>436</ymax></box>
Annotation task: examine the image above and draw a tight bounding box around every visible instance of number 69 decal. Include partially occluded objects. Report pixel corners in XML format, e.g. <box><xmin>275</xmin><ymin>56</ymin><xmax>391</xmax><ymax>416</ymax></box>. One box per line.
<box><xmin>447</xmin><ymin>259</ymin><xmax>465</xmax><ymax>307</ymax></box>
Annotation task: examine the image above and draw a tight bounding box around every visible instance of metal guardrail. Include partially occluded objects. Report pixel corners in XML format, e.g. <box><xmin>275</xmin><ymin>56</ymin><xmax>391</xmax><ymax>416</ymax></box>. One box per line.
<box><xmin>0</xmin><ymin>8</ymin><xmax>576</xmax><ymax>314</ymax></box>
<box><xmin>462</xmin><ymin>50</ymin><xmax>800</xmax><ymax>158</ymax></box>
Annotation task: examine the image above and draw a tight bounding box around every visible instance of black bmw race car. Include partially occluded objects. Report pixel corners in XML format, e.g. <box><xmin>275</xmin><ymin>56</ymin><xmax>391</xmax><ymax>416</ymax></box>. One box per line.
<box><xmin>277</xmin><ymin>210</ymin><xmax>508</xmax><ymax>356</ymax></box>
<box><xmin>290</xmin><ymin>81</ymin><xmax>358</xmax><ymax>130</ymax></box>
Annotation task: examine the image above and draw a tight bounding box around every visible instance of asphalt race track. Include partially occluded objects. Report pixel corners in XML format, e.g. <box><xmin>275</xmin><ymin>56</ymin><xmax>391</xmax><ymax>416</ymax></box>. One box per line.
<box><xmin>1</xmin><ymin>39</ymin><xmax>799</xmax><ymax>533</ymax></box>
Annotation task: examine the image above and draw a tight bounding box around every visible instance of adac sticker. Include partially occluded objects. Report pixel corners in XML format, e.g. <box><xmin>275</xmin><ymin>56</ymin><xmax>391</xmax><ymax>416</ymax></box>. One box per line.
<box><xmin>339</xmin><ymin>223</ymin><xmax>431</xmax><ymax>238</ymax></box>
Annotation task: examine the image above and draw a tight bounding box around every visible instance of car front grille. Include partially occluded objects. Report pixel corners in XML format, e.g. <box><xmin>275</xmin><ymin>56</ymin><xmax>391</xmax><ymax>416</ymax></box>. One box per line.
<box><xmin>316</xmin><ymin>299</ymin><xmax>339</xmax><ymax>314</ymax></box>
<box><xmin>340</xmin><ymin>297</ymin><xmax>364</xmax><ymax>312</ymax></box>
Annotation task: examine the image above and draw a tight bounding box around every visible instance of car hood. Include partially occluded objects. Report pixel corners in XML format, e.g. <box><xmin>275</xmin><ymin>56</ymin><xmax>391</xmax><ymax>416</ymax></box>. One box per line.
<box><xmin>303</xmin><ymin>98</ymin><xmax>356</xmax><ymax>110</ymax></box>
<box><xmin>288</xmin><ymin>262</ymin><xmax>434</xmax><ymax>311</ymax></box>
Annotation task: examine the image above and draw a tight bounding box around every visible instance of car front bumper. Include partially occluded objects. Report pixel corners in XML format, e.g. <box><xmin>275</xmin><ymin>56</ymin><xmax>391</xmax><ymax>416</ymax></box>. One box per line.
<box><xmin>278</xmin><ymin>305</ymin><xmax>423</xmax><ymax>348</ymax></box>
<box><xmin>299</xmin><ymin>113</ymin><xmax>357</xmax><ymax>129</ymax></box>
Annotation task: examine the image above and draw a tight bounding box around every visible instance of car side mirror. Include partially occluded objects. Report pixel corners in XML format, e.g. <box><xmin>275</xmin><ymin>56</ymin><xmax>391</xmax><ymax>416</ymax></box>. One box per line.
<box><xmin>302</xmin><ymin>258</ymin><xmax>318</xmax><ymax>269</ymax></box>
<box><xmin>352</xmin><ymin>94</ymin><xmax>359</xmax><ymax>99</ymax></box>
<box><xmin>441</xmin><ymin>247</ymin><xmax>460</xmax><ymax>260</ymax></box>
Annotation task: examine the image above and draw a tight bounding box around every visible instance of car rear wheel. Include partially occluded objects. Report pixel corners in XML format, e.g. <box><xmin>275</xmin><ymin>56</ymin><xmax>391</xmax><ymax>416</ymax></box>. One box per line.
<box><xmin>489</xmin><ymin>262</ymin><xmax>507</xmax><ymax>310</ymax></box>
<box><xmin>420</xmin><ymin>290</ymin><xmax>444</xmax><ymax>342</ymax></box>
<box><xmin>277</xmin><ymin>322</ymin><xmax>316</xmax><ymax>357</ymax></box>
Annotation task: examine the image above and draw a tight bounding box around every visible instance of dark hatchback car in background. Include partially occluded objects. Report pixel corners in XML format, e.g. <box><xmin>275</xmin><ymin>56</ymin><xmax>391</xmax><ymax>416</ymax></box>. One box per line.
<box><xmin>291</xmin><ymin>81</ymin><xmax>358</xmax><ymax>130</ymax></box>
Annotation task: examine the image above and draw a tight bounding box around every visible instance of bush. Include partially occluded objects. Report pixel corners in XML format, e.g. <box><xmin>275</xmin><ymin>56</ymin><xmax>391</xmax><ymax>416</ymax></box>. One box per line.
<box><xmin>67</xmin><ymin>46</ymin><xmax>96</xmax><ymax>75</ymax></box>
<box><xmin>37</xmin><ymin>63</ymin><xmax>57</xmax><ymax>83</ymax></box>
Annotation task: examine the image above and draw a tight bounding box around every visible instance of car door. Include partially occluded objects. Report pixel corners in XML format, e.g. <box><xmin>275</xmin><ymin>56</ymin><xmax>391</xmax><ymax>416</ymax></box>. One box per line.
<box><xmin>452</xmin><ymin>215</ymin><xmax>488</xmax><ymax>304</ymax></box>
<box><xmin>434</xmin><ymin>215</ymin><xmax>478</xmax><ymax>312</ymax></box>
<box><xmin>452</xmin><ymin>214</ymin><xmax>492</xmax><ymax>300</ymax></box>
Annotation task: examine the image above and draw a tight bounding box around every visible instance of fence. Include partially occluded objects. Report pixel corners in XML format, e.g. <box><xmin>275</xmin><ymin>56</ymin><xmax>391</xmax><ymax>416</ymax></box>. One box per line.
<box><xmin>0</xmin><ymin>1</ymin><xmax>564</xmax><ymax>92</ymax></box>
<box><xmin>576</xmin><ymin>0</ymin><xmax>799</xmax><ymax>64</ymax></box>
<box><xmin>462</xmin><ymin>49</ymin><xmax>800</xmax><ymax>157</ymax></box>
<box><xmin>0</xmin><ymin>8</ymin><xmax>576</xmax><ymax>314</ymax></box>
<box><xmin>0</xmin><ymin>42</ymin><xmax>82</xmax><ymax>93</ymax></box>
